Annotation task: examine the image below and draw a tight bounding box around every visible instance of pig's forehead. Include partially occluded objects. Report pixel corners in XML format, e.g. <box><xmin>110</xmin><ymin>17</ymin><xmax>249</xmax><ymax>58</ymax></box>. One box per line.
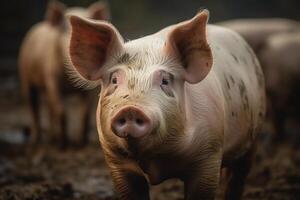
<box><xmin>124</xmin><ymin>36</ymin><xmax>165</xmax><ymax>55</ymax></box>
<box><xmin>108</xmin><ymin>36</ymin><xmax>182</xmax><ymax>75</ymax></box>
<box><xmin>116</xmin><ymin>37</ymin><xmax>173</xmax><ymax>69</ymax></box>
<box><xmin>65</xmin><ymin>7</ymin><xmax>88</xmax><ymax>18</ymax></box>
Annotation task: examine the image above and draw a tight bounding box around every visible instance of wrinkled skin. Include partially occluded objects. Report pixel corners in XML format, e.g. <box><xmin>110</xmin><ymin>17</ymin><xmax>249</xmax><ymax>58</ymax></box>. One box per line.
<box><xmin>259</xmin><ymin>32</ymin><xmax>300</xmax><ymax>141</ymax></box>
<box><xmin>68</xmin><ymin>10</ymin><xmax>266</xmax><ymax>199</ymax></box>
<box><xmin>18</xmin><ymin>0</ymin><xmax>110</xmax><ymax>147</ymax></box>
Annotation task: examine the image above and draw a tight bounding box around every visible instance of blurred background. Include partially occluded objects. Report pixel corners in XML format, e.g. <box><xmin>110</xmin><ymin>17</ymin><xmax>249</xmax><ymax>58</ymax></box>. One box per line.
<box><xmin>0</xmin><ymin>0</ymin><xmax>299</xmax><ymax>199</ymax></box>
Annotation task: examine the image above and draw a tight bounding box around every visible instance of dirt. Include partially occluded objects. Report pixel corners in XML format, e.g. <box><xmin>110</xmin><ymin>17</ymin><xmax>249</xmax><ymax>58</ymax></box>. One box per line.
<box><xmin>0</xmin><ymin>140</ymin><xmax>299</xmax><ymax>200</ymax></box>
<box><xmin>0</xmin><ymin>95</ymin><xmax>300</xmax><ymax>199</ymax></box>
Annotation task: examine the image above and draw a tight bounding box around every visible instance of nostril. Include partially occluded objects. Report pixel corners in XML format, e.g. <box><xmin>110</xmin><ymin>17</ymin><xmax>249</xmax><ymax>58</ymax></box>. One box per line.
<box><xmin>136</xmin><ymin>118</ymin><xmax>144</xmax><ymax>125</ymax></box>
<box><xmin>117</xmin><ymin>118</ymin><xmax>126</xmax><ymax>126</ymax></box>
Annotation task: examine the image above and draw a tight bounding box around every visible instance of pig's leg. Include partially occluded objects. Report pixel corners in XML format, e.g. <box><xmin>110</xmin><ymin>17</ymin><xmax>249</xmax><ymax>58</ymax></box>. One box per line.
<box><xmin>184</xmin><ymin>153</ymin><xmax>222</xmax><ymax>200</ymax></box>
<box><xmin>268</xmin><ymin>94</ymin><xmax>285</xmax><ymax>141</ymax></box>
<box><xmin>46</xmin><ymin>79</ymin><xmax>67</xmax><ymax>148</ymax></box>
<box><xmin>272</xmin><ymin>109</ymin><xmax>285</xmax><ymax>141</ymax></box>
<box><xmin>107</xmin><ymin>159</ymin><xmax>150</xmax><ymax>200</ymax></box>
<box><xmin>27</xmin><ymin>85</ymin><xmax>41</xmax><ymax>144</ymax></box>
<box><xmin>224</xmin><ymin>149</ymin><xmax>253</xmax><ymax>200</ymax></box>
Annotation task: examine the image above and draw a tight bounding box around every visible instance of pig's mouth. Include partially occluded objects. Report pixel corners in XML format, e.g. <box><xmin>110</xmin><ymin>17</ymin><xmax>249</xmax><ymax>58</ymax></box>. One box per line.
<box><xmin>110</xmin><ymin>106</ymin><xmax>154</xmax><ymax>139</ymax></box>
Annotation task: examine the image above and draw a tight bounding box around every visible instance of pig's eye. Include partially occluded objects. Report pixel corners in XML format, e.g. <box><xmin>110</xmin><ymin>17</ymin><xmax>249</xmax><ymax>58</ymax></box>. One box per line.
<box><xmin>161</xmin><ymin>78</ymin><xmax>169</xmax><ymax>85</ymax></box>
<box><xmin>112</xmin><ymin>77</ymin><xmax>117</xmax><ymax>84</ymax></box>
<box><xmin>110</xmin><ymin>73</ymin><xmax>118</xmax><ymax>84</ymax></box>
<box><xmin>159</xmin><ymin>72</ymin><xmax>174</xmax><ymax>97</ymax></box>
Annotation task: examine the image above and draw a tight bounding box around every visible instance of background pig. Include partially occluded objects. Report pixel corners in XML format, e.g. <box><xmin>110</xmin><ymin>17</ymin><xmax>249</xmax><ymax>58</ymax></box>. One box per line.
<box><xmin>67</xmin><ymin>9</ymin><xmax>265</xmax><ymax>200</ymax></box>
<box><xmin>18</xmin><ymin>0</ymin><xmax>110</xmax><ymax>146</ymax></box>
<box><xmin>259</xmin><ymin>31</ymin><xmax>300</xmax><ymax>142</ymax></box>
<box><xmin>218</xmin><ymin>18</ymin><xmax>300</xmax><ymax>54</ymax></box>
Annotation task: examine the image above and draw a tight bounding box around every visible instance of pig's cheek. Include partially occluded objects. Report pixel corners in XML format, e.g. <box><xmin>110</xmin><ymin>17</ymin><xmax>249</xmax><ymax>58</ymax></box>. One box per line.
<box><xmin>104</xmin><ymin>85</ymin><xmax>118</xmax><ymax>97</ymax></box>
<box><xmin>100</xmin><ymin>104</ymin><xmax>113</xmax><ymax>133</ymax></box>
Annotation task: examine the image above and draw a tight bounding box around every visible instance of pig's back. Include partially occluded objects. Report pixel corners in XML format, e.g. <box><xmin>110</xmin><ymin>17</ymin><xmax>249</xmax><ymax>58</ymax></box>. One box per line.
<box><xmin>206</xmin><ymin>25</ymin><xmax>265</xmax><ymax>161</ymax></box>
<box><xmin>218</xmin><ymin>19</ymin><xmax>300</xmax><ymax>52</ymax></box>
<box><xmin>19</xmin><ymin>22</ymin><xmax>63</xmax><ymax>87</ymax></box>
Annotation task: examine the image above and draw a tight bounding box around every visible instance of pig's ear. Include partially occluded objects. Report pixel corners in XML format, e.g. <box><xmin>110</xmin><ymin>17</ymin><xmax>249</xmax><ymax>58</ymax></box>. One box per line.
<box><xmin>45</xmin><ymin>0</ymin><xmax>66</xmax><ymax>26</ymax></box>
<box><xmin>88</xmin><ymin>1</ymin><xmax>111</xmax><ymax>21</ymax></box>
<box><xmin>165</xmin><ymin>9</ymin><xmax>212</xmax><ymax>84</ymax></box>
<box><xmin>68</xmin><ymin>15</ymin><xmax>123</xmax><ymax>81</ymax></box>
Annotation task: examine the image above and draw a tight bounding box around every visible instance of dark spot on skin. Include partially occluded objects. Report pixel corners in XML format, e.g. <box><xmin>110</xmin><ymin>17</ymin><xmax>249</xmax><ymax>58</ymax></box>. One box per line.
<box><xmin>118</xmin><ymin>53</ymin><xmax>130</xmax><ymax>64</ymax></box>
<box><xmin>252</xmin><ymin>57</ymin><xmax>264</xmax><ymax>88</ymax></box>
<box><xmin>239</xmin><ymin>80</ymin><xmax>250</xmax><ymax>111</ymax></box>
<box><xmin>229</xmin><ymin>75</ymin><xmax>235</xmax><ymax>84</ymax></box>
<box><xmin>225</xmin><ymin>76</ymin><xmax>231</xmax><ymax>89</ymax></box>
<box><xmin>230</xmin><ymin>53</ymin><xmax>239</xmax><ymax>63</ymax></box>
<box><xmin>243</xmin><ymin>95</ymin><xmax>249</xmax><ymax>111</ymax></box>
<box><xmin>231</xmin><ymin>111</ymin><xmax>235</xmax><ymax>117</ymax></box>
<box><xmin>129</xmin><ymin>83</ymin><xmax>135</xmax><ymax>89</ymax></box>
<box><xmin>249</xmin><ymin>110</ymin><xmax>256</xmax><ymax>140</ymax></box>
<box><xmin>117</xmin><ymin>52</ymin><xmax>143</xmax><ymax>70</ymax></box>
<box><xmin>239</xmin><ymin>81</ymin><xmax>245</xmax><ymax>96</ymax></box>
<box><xmin>123</xmin><ymin>94</ymin><xmax>129</xmax><ymax>99</ymax></box>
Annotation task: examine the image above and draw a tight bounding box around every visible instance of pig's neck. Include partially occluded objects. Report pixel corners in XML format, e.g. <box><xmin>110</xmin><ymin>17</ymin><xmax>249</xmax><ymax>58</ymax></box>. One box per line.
<box><xmin>182</xmin><ymin>72</ymin><xmax>225</xmax><ymax>151</ymax></box>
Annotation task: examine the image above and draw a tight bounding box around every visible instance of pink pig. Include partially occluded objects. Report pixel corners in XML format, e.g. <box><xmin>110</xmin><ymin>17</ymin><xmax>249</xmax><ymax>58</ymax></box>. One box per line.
<box><xmin>67</xmin><ymin>10</ymin><xmax>266</xmax><ymax>199</ymax></box>
<box><xmin>19</xmin><ymin>0</ymin><xmax>110</xmax><ymax>146</ymax></box>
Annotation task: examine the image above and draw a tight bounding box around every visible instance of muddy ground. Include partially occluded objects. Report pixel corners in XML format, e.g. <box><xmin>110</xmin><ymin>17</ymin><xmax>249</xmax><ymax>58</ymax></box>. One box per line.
<box><xmin>0</xmin><ymin>95</ymin><xmax>300</xmax><ymax>200</ymax></box>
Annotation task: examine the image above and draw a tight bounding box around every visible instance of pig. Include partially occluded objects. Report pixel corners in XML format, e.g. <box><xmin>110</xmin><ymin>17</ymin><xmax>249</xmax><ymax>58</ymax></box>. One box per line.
<box><xmin>67</xmin><ymin>9</ymin><xmax>266</xmax><ymax>199</ymax></box>
<box><xmin>218</xmin><ymin>18</ymin><xmax>300</xmax><ymax>54</ymax></box>
<box><xmin>18</xmin><ymin>0</ymin><xmax>110</xmax><ymax>146</ymax></box>
<box><xmin>259</xmin><ymin>31</ymin><xmax>300</xmax><ymax>141</ymax></box>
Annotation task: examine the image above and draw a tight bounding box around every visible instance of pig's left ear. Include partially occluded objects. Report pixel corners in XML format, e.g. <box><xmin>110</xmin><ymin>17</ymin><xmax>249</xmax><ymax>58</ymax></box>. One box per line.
<box><xmin>165</xmin><ymin>10</ymin><xmax>212</xmax><ymax>84</ymax></box>
<box><xmin>88</xmin><ymin>1</ymin><xmax>111</xmax><ymax>21</ymax></box>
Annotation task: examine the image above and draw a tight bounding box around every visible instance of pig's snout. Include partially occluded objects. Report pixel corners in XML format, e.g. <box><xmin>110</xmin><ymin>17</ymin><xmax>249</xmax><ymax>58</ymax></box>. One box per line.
<box><xmin>111</xmin><ymin>107</ymin><xmax>152</xmax><ymax>138</ymax></box>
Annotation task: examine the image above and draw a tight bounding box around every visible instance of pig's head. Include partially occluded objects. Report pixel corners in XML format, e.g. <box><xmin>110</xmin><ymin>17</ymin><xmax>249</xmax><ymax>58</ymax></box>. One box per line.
<box><xmin>67</xmin><ymin>10</ymin><xmax>212</xmax><ymax>152</ymax></box>
<box><xmin>45</xmin><ymin>0</ymin><xmax>110</xmax><ymax>31</ymax></box>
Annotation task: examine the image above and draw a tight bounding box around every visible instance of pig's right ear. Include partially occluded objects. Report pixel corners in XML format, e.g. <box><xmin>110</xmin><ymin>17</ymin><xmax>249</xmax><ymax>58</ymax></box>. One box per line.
<box><xmin>45</xmin><ymin>0</ymin><xmax>66</xmax><ymax>26</ymax></box>
<box><xmin>165</xmin><ymin>10</ymin><xmax>213</xmax><ymax>84</ymax></box>
<box><xmin>68</xmin><ymin>16</ymin><xmax>124</xmax><ymax>81</ymax></box>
